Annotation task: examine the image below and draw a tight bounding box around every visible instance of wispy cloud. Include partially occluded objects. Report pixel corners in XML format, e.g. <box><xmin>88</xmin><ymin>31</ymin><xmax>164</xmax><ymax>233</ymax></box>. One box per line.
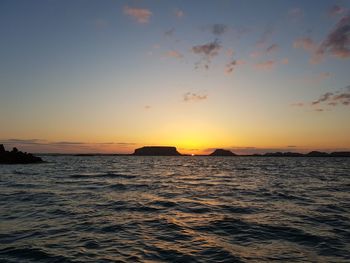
<box><xmin>192</xmin><ymin>39</ymin><xmax>221</xmax><ymax>69</ymax></box>
<box><xmin>266</xmin><ymin>44</ymin><xmax>279</xmax><ymax>53</ymax></box>
<box><xmin>225</xmin><ymin>59</ymin><xmax>245</xmax><ymax>75</ymax></box>
<box><xmin>288</xmin><ymin>8</ymin><xmax>304</xmax><ymax>20</ymax></box>
<box><xmin>254</xmin><ymin>60</ymin><xmax>276</xmax><ymax>70</ymax></box>
<box><xmin>256</xmin><ymin>28</ymin><xmax>274</xmax><ymax>48</ymax></box>
<box><xmin>164</xmin><ymin>28</ymin><xmax>175</xmax><ymax>37</ymax></box>
<box><xmin>281</xmin><ymin>58</ymin><xmax>289</xmax><ymax>64</ymax></box>
<box><xmin>290</xmin><ymin>102</ymin><xmax>304</xmax><ymax>107</ymax></box>
<box><xmin>318</xmin><ymin>14</ymin><xmax>350</xmax><ymax>59</ymax></box>
<box><xmin>293</xmin><ymin>37</ymin><xmax>318</xmax><ymax>51</ymax></box>
<box><xmin>183</xmin><ymin>92</ymin><xmax>208</xmax><ymax>102</ymax></box>
<box><xmin>123</xmin><ymin>6</ymin><xmax>152</xmax><ymax>24</ymax></box>
<box><xmin>292</xmin><ymin>85</ymin><xmax>350</xmax><ymax>111</ymax></box>
<box><xmin>164</xmin><ymin>50</ymin><xmax>183</xmax><ymax>59</ymax></box>
<box><xmin>174</xmin><ymin>9</ymin><xmax>184</xmax><ymax>18</ymax></box>
<box><xmin>328</xmin><ymin>5</ymin><xmax>347</xmax><ymax>17</ymax></box>
<box><xmin>294</xmin><ymin>15</ymin><xmax>350</xmax><ymax>63</ymax></box>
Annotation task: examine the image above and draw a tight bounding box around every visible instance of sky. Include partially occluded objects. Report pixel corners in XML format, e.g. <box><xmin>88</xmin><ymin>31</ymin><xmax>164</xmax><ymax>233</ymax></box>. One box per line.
<box><xmin>0</xmin><ymin>0</ymin><xmax>350</xmax><ymax>154</ymax></box>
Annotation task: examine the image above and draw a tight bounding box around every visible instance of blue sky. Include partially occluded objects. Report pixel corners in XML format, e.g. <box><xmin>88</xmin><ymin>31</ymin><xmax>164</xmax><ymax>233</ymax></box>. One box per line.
<box><xmin>0</xmin><ymin>0</ymin><xmax>349</xmax><ymax>153</ymax></box>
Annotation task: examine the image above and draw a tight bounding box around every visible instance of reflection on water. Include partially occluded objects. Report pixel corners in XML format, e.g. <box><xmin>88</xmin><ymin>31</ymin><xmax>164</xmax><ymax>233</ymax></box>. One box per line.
<box><xmin>0</xmin><ymin>156</ymin><xmax>350</xmax><ymax>262</ymax></box>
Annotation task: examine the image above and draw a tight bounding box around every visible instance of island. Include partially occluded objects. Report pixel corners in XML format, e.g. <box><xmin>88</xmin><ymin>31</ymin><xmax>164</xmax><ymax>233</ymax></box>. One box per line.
<box><xmin>0</xmin><ymin>144</ymin><xmax>43</xmax><ymax>164</ymax></box>
<box><xmin>133</xmin><ymin>146</ymin><xmax>181</xmax><ymax>156</ymax></box>
<box><xmin>209</xmin><ymin>149</ymin><xmax>237</xmax><ymax>156</ymax></box>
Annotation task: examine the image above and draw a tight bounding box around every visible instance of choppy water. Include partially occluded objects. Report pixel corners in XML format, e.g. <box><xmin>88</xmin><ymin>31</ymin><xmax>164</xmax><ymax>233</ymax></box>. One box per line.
<box><xmin>1</xmin><ymin>156</ymin><xmax>350</xmax><ymax>262</ymax></box>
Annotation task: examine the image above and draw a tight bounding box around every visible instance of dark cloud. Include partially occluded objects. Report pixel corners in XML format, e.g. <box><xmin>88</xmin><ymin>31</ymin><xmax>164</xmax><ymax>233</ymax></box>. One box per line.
<box><xmin>192</xmin><ymin>39</ymin><xmax>221</xmax><ymax>57</ymax></box>
<box><xmin>192</xmin><ymin>39</ymin><xmax>221</xmax><ymax>69</ymax></box>
<box><xmin>183</xmin><ymin>92</ymin><xmax>208</xmax><ymax>102</ymax></box>
<box><xmin>266</xmin><ymin>44</ymin><xmax>279</xmax><ymax>53</ymax></box>
<box><xmin>294</xmin><ymin>15</ymin><xmax>350</xmax><ymax>63</ymax></box>
<box><xmin>312</xmin><ymin>92</ymin><xmax>334</xmax><ymax>105</ymax></box>
<box><xmin>318</xmin><ymin>14</ymin><xmax>350</xmax><ymax>59</ymax></box>
<box><xmin>209</xmin><ymin>24</ymin><xmax>229</xmax><ymax>36</ymax></box>
<box><xmin>225</xmin><ymin>59</ymin><xmax>244</xmax><ymax>74</ymax></box>
<box><xmin>294</xmin><ymin>85</ymin><xmax>350</xmax><ymax>110</ymax></box>
<box><xmin>225</xmin><ymin>59</ymin><xmax>237</xmax><ymax>74</ymax></box>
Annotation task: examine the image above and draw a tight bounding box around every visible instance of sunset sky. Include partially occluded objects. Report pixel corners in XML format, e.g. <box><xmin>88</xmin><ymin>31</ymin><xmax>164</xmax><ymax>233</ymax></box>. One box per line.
<box><xmin>1</xmin><ymin>0</ymin><xmax>350</xmax><ymax>154</ymax></box>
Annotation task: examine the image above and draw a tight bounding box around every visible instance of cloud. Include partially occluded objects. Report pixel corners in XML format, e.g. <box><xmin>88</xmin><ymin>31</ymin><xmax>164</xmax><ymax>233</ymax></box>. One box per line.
<box><xmin>290</xmin><ymin>102</ymin><xmax>304</xmax><ymax>107</ymax></box>
<box><xmin>250</xmin><ymin>42</ymin><xmax>278</xmax><ymax>58</ymax></box>
<box><xmin>328</xmin><ymin>5</ymin><xmax>347</xmax><ymax>17</ymax></box>
<box><xmin>256</xmin><ymin>28</ymin><xmax>274</xmax><ymax>48</ymax></box>
<box><xmin>225</xmin><ymin>59</ymin><xmax>245</xmax><ymax>75</ymax></box>
<box><xmin>164</xmin><ymin>50</ymin><xmax>183</xmax><ymax>59</ymax></box>
<box><xmin>266</xmin><ymin>44</ymin><xmax>279</xmax><ymax>53</ymax></box>
<box><xmin>281</xmin><ymin>58</ymin><xmax>289</xmax><ymax>64</ymax></box>
<box><xmin>288</xmin><ymin>8</ymin><xmax>304</xmax><ymax>20</ymax></box>
<box><xmin>144</xmin><ymin>105</ymin><xmax>151</xmax><ymax>110</ymax></box>
<box><xmin>294</xmin><ymin>15</ymin><xmax>350</xmax><ymax>63</ymax></box>
<box><xmin>254</xmin><ymin>60</ymin><xmax>276</xmax><ymax>70</ymax></box>
<box><xmin>183</xmin><ymin>92</ymin><xmax>208</xmax><ymax>102</ymax></box>
<box><xmin>0</xmin><ymin>139</ymin><xmax>43</xmax><ymax>145</ymax></box>
<box><xmin>123</xmin><ymin>6</ymin><xmax>152</xmax><ymax>24</ymax></box>
<box><xmin>318</xmin><ymin>14</ymin><xmax>350</xmax><ymax>59</ymax></box>
<box><xmin>312</xmin><ymin>92</ymin><xmax>334</xmax><ymax>105</ymax></box>
<box><xmin>192</xmin><ymin>39</ymin><xmax>221</xmax><ymax>69</ymax></box>
<box><xmin>164</xmin><ymin>28</ymin><xmax>175</xmax><ymax>37</ymax></box>
<box><xmin>174</xmin><ymin>9</ymin><xmax>184</xmax><ymax>18</ymax></box>
<box><xmin>293</xmin><ymin>37</ymin><xmax>318</xmax><ymax>51</ymax></box>
<box><xmin>208</xmin><ymin>24</ymin><xmax>229</xmax><ymax>36</ymax></box>
<box><xmin>293</xmin><ymin>85</ymin><xmax>350</xmax><ymax>110</ymax></box>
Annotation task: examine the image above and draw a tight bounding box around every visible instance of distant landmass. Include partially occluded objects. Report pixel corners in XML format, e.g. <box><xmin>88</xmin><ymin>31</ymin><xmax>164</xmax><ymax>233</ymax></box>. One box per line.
<box><xmin>253</xmin><ymin>151</ymin><xmax>350</xmax><ymax>157</ymax></box>
<box><xmin>0</xmin><ymin>144</ymin><xmax>43</xmax><ymax>164</ymax></box>
<box><xmin>209</xmin><ymin>149</ymin><xmax>236</xmax><ymax>156</ymax></box>
<box><xmin>133</xmin><ymin>146</ymin><xmax>181</xmax><ymax>156</ymax></box>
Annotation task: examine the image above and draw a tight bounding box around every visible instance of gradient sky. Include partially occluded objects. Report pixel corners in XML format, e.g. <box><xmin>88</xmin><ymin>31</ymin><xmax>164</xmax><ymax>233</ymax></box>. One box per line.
<box><xmin>1</xmin><ymin>0</ymin><xmax>350</xmax><ymax>154</ymax></box>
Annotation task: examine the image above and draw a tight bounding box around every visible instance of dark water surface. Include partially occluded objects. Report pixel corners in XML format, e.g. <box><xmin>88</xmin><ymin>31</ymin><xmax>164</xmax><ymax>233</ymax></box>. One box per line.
<box><xmin>1</xmin><ymin>156</ymin><xmax>350</xmax><ymax>262</ymax></box>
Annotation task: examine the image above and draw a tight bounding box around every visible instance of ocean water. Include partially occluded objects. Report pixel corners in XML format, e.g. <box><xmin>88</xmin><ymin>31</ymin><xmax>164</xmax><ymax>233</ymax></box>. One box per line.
<box><xmin>0</xmin><ymin>156</ymin><xmax>350</xmax><ymax>263</ymax></box>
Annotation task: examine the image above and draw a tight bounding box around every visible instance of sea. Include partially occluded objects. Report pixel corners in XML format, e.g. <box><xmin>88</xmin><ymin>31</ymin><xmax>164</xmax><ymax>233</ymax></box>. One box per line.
<box><xmin>0</xmin><ymin>156</ymin><xmax>349</xmax><ymax>262</ymax></box>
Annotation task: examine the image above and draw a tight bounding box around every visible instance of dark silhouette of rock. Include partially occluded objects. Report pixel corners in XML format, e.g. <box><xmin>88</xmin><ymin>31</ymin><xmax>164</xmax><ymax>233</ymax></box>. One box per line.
<box><xmin>305</xmin><ymin>151</ymin><xmax>329</xmax><ymax>157</ymax></box>
<box><xmin>133</xmin><ymin>146</ymin><xmax>181</xmax><ymax>156</ymax></box>
<box><xmin>0</xmin><ymin>144</ymin><xmax>43</xmax><ymax>164</ymax></box>
<box><xmin>329</xmin><ymin>151</ymin><xmax>350</xmax><ymax>157</ymax></box>
<box><xmin>264</xmin><ymin>152</ymin><xmax>304</xmax><ymax>157</ymax></box>
<box><xmin>209</xmin><ymin>149</ymin><xmax>236</xmax><ymax>156</ymax></box>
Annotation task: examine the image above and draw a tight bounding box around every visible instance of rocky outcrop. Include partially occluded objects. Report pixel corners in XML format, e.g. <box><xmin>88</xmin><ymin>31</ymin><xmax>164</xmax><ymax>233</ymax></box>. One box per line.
<box><xmin>0</xmin><ymin>144</ymin><xmax>43</xmax><ymax>164</ymax></box>
<box><xmin>209</xmin><ymin>149</ymin><xmax>236</xmax><ymax>156</ymax></box>
<box><xmin>133</xmin><ymin>146</ymin><xmax>181</xmax><ymax>156</ymax></box>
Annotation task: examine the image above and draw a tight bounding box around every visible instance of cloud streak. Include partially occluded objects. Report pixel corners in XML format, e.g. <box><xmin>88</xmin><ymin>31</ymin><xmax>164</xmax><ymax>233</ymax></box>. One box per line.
<box><xmin>294</xmin><ymin>15</ymin><xmax>350</xmax><ymax>63</ymax></box>
<box><xmin>183</xmin><ymin>92</ymin><xmax>208</xmax><ymax>102</ymax></box>
<box><xmin>254</xmin><ymin>60</ymin><xmax>276</xmax><ymax>70</ymax></box>
<box><xmin>292</xmin><ymin>85</ymin><xmax>350</xmax><ymax>111</ymax></box>
<box><xmin>123</xmin><ymin>6</ymin><xmax>152</xmax><ymax>24</ymax></box>
<box><xmin>164</xmin><ymin>50</ymin><xmax>183</xmax><ymax>59</ymax></box>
